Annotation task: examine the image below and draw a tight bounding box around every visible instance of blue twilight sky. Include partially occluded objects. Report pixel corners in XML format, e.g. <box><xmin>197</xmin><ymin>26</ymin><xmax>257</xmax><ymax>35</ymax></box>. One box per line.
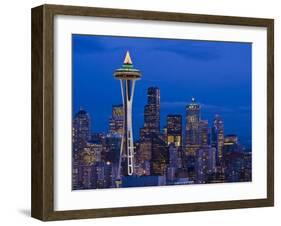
<box><xmin>72</xmin><ymin>34</ymin><xmax>252</xmax><ymax>148</ymax></box>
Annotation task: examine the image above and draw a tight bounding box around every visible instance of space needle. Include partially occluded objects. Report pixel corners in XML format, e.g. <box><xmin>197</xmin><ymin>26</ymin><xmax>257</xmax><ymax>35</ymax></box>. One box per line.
<box><xmin>114</xmin><ymin>51</ymin><xmax>141</xmax><ymax>179</ymax></box>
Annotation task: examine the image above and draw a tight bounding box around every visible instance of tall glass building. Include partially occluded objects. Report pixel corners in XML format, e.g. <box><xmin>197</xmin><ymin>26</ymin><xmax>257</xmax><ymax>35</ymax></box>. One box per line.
<box><xmin>72</xmin><ymin>109</ymin><xmax>91</xmax><ymax>189</ymax></box>
<box><xmin>141</xmin><ymin>87</ymin><xmax>160</xmax><ymax>137</ymax></box>
<box><xmin>109</xmin><ymin>104</ymin><xmax>124</xmax><ymax>136</ymax></box>
<box><xmin>185</xmin><ymin>98</ymin><xmax>201</xmax><ymax>150</ymax></box>
<box><xmin>72</xmin><ymin>109</ymin><xmax>91</xmax><ymax>152</ymax></box>
<box><xmin>167</xmin><ymin>114</ymin><xmax>182</xmax><ymax>147</ymax></box>
<box><xmin>211</xmin><ymin>114</ymin><xmax>224</xmax><ymax>165</ymax></box>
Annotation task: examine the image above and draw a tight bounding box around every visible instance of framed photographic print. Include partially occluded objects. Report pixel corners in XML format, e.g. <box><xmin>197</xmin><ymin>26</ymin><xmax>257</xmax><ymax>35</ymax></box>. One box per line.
<box><xmin>31</xmin><ymin>4</ymin><xmax>274</xmax><ymax>221</ymax></box>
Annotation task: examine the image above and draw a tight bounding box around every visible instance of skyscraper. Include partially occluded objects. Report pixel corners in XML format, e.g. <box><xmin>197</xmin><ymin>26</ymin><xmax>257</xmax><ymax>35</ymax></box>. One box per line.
<box><xmin>167</xmin><ymin>114</ymin><xmax>182</xmax><ymax>147</ymax></box>
<box><xmin>136</xmin><ymin>140</ymin><xmax>152</xmax><ymax>176</ymax></box>
<box><xmin>224</xmin><ymin>134</ymin><xmax>238</xmax><ymax>143</ymax></box>
<box><xmin>141</xmin><ymin>87</ymin><xmax>160</xmax><ymax>138</ymax></box>
<box><xmin>195</xmin><ymin>146</ymin><xmax>216</xmax><ymax>183</ymax></box>
<box><xmin>150</xmin><ymin>134</ymin><xmax>168</xmax><ymax>175</ymax></box>
<box><xmin>114</xmin><ymin>51</ymin><xmax>141</xmax><ymax>176</ymax></box>
<box><xmin>199</xmin><ymin>120</ymin><xmax>210</xmax><ymax>146</ymax></box>
<box><xmin>72</xmin><ymin>109</ymin><xmax>91</xmax><ymax>189</ymax></box>
<box><xmin>222</xmin><ymin>134</ymin><xmax>245</xmax><ymax>182</ymax></box>
<box><xmin>183</xmin><ymin>98</ymin><xmax>201</xmax><ymax>181</ymax></box>
<box><xmin>109</xmin><ymin>104</ymin><xmax>124</xmax><ymax>136</ymax></box>
<box><xmin>72</xmin><ymin>109</ymin><xmax>91</xmax><ymax>151</ymax></box>
<box><xmin>77</xmin><ymin>147</ymin><xmax>96</xmax><ymax>189</ymax></box>
<box><xmin>139</xmin><ymin>140</ymin><xmax>152</xmax><ymax>163</ymax></box>
<box><xmin>211</xmin><ymin>114</ymin><xmax>224</xmax><ymax>165</ymax></box>
<box><xmin>185</xmin><ymin>97</ymin><xmax>201</xmax><ymax>154</ymax></box>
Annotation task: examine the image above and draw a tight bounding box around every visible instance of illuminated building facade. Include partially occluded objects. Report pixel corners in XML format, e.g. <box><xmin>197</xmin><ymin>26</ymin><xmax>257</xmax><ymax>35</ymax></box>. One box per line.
<box><xmin>139</xmin><ymin>140</ymin><xmax>152</xmax><ymax>163</ymax></box>
<box><xmin>150</xmin><ymin>134</ymin><xmax>168</xmax><ymax>176</ymax></box>
<box><xmin>72</xmin><ymin>109</ymin><xmax>91</xmax><ymax>189</ymax></box>
<box><xmin>222</xmin><ymin>134</ymin><xmax>251</xmax><ymax>182</ymax></box>
<box><xmin>134</xmin><ymin>140</ymin><xmax>151</xmax><ymax>176</ymax></box>
<box><xmin>72</xmin><ymin>109</ymin><xmax>91</xmax><ymax>152</ymax></box>
<box><xmin>104</xmin><ymin>135</ymin><xmax>122</xmax><ymax>164</ymax></box>
<box><xmin>141</xmin><ymin>87</ymin><xmax>160</xmax><ymax>138</ymax></box>
<box><xmin>195</xmin><ymin>146</ymin><xmax>216</xmax><ymax>183</ymax></box>
<box><xmin>185</xmin><ymin>97</ymin><xmax>201</xmax><ymax>155</ymax></box>
<box><xmin>212</xmin><ymin>115</ymin><xmax>224</xmax><ymax>165</ymax></box>
<box><xmin>167</xmin><ymin>114</ymin><xmax>182</xmax><ymax>147</ymax></box>
<box><xmin>199</xmin><ymin>120</ymin><xmax>210</xmax><ymax>145</ymax></box>
<box><xmin>223</xmin><ymin>134</ymin><xmax>239</xmax><ymax>154</ymax></box>
<box><xmin>109</xmin><ymin>104</ymin><xmax>124</xmax><ymax>136</ymax></box>
<box><xmin>72</xmin><ymin>93</ymin><xmax>251</xmax><ymax>189</ymax></box>
<box><xmin>166</xmin><ymin>144</ymin><xmax>181</xmax><ymax>182</ymax></box>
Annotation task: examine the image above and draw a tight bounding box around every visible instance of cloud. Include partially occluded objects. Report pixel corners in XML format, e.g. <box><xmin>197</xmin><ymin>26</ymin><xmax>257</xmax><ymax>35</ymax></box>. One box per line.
<box><xmin>161</xmin><ymin>101</ymin><xmax>187</xmax><ymax>108</ymax></box>
<box><xmin>161</xmin><ymin>101</ymin><xmax>251</xmax><ymax>115</ymax></box>
<box><xmin>200</xmin><ymin>103</ymin><xmax>234</xmax><ymax>113</ymax></box>
<box><xmin>152</xmin><ymin>42</ymin><xmax>220</xmax><ymax>61</ymax></box>
<box><xmin>72</xmin><ymin>34</ymin><xmax>221</xmax><ymax>62</ymax></box>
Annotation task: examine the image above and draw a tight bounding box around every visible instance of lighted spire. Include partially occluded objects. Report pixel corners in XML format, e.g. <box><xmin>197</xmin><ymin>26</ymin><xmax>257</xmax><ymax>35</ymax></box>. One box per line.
<box><xmin>124</xmin><ymin>51</ymin><xmax>133</xmax><ymax>64</ymax></box>
<box><xmin>191</xmin><ymin>97</ymin><xmax>195</xmax><ymax>102</ymax></box>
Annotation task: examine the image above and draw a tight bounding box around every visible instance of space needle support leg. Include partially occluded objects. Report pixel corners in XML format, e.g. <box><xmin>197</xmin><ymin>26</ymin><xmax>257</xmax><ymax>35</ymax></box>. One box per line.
<box><xmin>117</xmin><ymin>80</ymin><xmax>125</xmax><ymax>181</ymax></box>
<box><xmin>126</xmin><ymin>80</ymin><xmax>135</xmax><ymax>176</ymax></box>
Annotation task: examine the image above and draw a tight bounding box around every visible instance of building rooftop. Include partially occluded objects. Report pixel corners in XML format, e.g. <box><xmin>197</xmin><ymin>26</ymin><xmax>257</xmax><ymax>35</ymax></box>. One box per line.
<box><xmin>187</xmin><ymin>97</ymin><xmax>200</xmax><ymax>109</ymax></box>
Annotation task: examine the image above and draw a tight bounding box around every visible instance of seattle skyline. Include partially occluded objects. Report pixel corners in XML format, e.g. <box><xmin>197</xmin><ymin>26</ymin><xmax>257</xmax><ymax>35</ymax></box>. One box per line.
<box><xmin>72</xmin><ymin>40</ymin><xmax>252</xmax><ymax>189</ymax></box>
<box><xmin>72</xmin><ymin>86</ymin><xmax>252</xmax><ymax>189</ymax></box>
<box><xmin>72</xmin><ymin>34</ymin><xmax>252</xmax><ymax>148</ymax></box>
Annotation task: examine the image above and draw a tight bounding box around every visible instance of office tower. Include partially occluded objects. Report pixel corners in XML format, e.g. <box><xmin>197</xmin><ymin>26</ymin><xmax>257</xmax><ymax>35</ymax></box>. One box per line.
<box><xmin>224</xmin><ymin>134</ymin><xmax>238</xmax><ymax>144</ymax></box>
<box><xmin>89</xmin><ymin>143</ymin><xmax>103</xmax><ymax>162</ymax></box>
<box><xmin>138</xmin><ymin>85</ymin><xmax>162</xmax><ymax>174</ymax></box>
<box><xmin>223</xmin><ymin>134</ymin><xmax>239</xmax><ymax>154</ymax></box>
<box><xmin>104</xmin><ymin>135</ymin><xmax>122</xmax><ymax>164</ymax></box>
<box><xmin>72</xmin><ymin>108</ymin><xmax>91</xmax><ymax>152</ymax></box>
<box><xmin>139</xmin><ymin>140</ymin><xmax>152</xmax><ymax>163</ymax></box>
<box><xmin>222</xmin><ymin>134</ymin><xmax>251</xmax><ymax>182</ymax></box>
<box><xmin>151</xmin><ymin>135</ymin><xmax>168</xmax><ymax>175</ymax></box>
<box><xmin>184</xmin><ymin>98</ymin><xmax>200</xmax><ymax>167</ymax></box>
<box><xmin>103</xmin><ymin>161</ymin><xmax>114</xmax><ymax>188</ymax></box>
<box><xmin>186</xmin><ymin>97</ymin><xmax>200</xmax><ymax>146</ymax></box>
<box><xmin>142</xmin><ymin>160</ymin><xmax>151</xmax><ymax>176</ymax></box>
<box><xmin>183</xmin><ymin>98</ymin><xmax>201</xmax><ymax>181</ymax></box>
<box><xmin>167</xmin><ymin>115</ymin><xmax>182</xmax><ymax>147</ymax></box>
<box><xmin>72</xmin><ymin>109</ymin><xmax>91</xmax><ymax>189</ymax></box>
<box><xmin>223</xmin><ymin>151</ymin><xmax>245</xmax><ymax>182</ymax></box>
<box><xmin>199</xmin><ymin>120</ymin><xmax>210</xmax><ymax>145</ymax></box>
<box><xmin>141</xmin><ymin>87</ymin><xmax>160</xmax><ymax>138</ymax></box>
<box><xmin>195</xmin><ymin>146</ymin><xmax>216</xmax><ymax>183</ymax></box>
<box><xmin>135</xmin><ymin>138</ymin><xmax>152</xmax><ymax>176</ymax></box>
<box><xmin>211</xmin><ymin>115</ymin><xmax>224</xmax><ymax>165</ymax></box>
<box><xmin>114</xmin><ymin>51</ymin><xmax>141</xmax><ymax>176</ymax></box>
<box><xmin>166</xmin><ymin>166</ymin><xmax>176</xmax><ymax>182</ymax></box>
<box><xmin>166</xmin><ymin>143</ymin><xmax>181</xmax><ymax>182</ymax></box>
<box><xmin>242</xmin><ymin>152</ymin><xmax>252</xmax><ymax>182</ymax></box>
<box><xmin>135</xmin><ymin>146</ymin><xmax>151</xmax><ymax>176</ymax></box>
<box><xmin>208</xmin><ymin>147</ymin><xmax>217</xmax><ymax>173</ymax></box>
<box><xmin>91</xmin><ymin>132</ymin><xmax>105</xmax><ymax>145</ymax></box>
<box><xmin>168</xmin><ymin>144</ymin><xmax>179</xmax><ymax>167</ymax></box>
<box><xmin>109</xmin><ymin>104</ymin><xmax>124</xmax><ymax>136</ymax></box>
<box><xmin>75</xmin><ymin>147</ymin><xmax>96</xmax><ymax>190</ymax></box>
<box><xmin>94</xmin><ymin>162</ymin><xmax>107</xmax><ymax>188</ymax></box>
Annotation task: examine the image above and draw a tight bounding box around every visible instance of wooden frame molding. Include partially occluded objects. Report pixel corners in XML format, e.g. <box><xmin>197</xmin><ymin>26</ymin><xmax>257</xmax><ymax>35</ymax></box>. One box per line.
<box><xmin>31</xmin><ymin>4</ymin><xmax>274</xmax><ymax>221</ymax></box>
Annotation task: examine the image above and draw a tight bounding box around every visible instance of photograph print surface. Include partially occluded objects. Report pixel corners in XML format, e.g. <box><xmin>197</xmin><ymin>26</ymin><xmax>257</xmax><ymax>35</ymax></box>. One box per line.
<box><xmin>72</xmin><ymin>34</ymin><xmax>252</xmax><ymax>190</ymax></box>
